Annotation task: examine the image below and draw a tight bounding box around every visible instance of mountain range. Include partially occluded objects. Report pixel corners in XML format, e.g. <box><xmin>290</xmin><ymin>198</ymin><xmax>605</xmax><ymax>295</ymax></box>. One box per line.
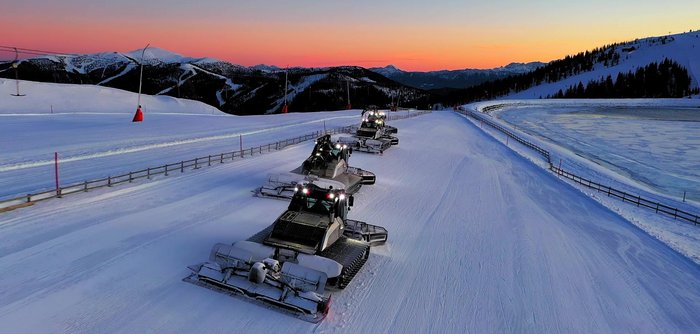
<box><xmin>370</xmin><ymin>62</ymin><xmax>545</xmax><ymax>90</ymax></box>
<box><xmin>1</xmin><ymin>31</ymin><xmax>698</xmax><ymax>114</ymax></box>
<box><xmin>0</xmin><ymin>48</ymin><xmax>428</xmax><ymax>115</ymax></box>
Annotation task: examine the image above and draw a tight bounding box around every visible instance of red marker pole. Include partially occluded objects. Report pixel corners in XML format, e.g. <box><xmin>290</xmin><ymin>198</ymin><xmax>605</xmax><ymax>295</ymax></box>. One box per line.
<box><xmin>54</xmin><ymin>152</ymin><xmax>61</xmax><ymax>197</ymax></box>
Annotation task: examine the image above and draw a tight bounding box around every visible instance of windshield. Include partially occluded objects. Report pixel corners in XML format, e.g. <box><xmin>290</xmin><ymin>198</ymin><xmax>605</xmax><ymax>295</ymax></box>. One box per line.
<box><xmin>289</xmin><ymin>189</ymin><xmax>336</xmax><ymax>214</ymax></box>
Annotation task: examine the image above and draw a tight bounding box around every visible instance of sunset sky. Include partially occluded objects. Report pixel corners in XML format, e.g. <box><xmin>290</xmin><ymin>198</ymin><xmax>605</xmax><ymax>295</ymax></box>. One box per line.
<box><xmin>2</xmin><ymin>0</ymin><xmax>699</xmax><ymax>71</ymax></box>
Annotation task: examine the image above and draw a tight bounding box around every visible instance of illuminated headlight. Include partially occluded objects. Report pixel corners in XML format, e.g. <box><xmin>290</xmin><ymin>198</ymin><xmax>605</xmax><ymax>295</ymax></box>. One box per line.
<box><xmin>328</xmin><ymin>193</ymin><xmax>335</xmax><ymax>199</ymax></box>
<box><xmin>316</xmin><ymin>153</ymin><xmax>321</xmax><ymax>156</ymax></box>
<box><xmin>302</xmin><ymin>188</ymin><xmax>309</xmax><ymax>195</ymax></box>
<box><xmin>339</xmin><ymin>194</ymin><xmax>346</xmax><ymax>200</ymax></box>
<box><xmin>342</xmin><ymin>144</ymin><xmax>347</xmax><ymax>149</ymax></box>
<box><xmin>335</xmin><ymin>144</ymin><xmax>341</xmax><ymax>149</ymax></box>
<box><xmin>294</xmin><ymin>186</ymin><xmax>299</xmax><ymax>192</ymax></box>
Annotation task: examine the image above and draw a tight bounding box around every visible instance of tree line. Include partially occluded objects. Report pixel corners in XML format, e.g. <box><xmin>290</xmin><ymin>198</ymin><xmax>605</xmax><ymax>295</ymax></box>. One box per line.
<box><xmin>550</xmin><ymin>58</ymin><xmax>698</xmax><ymax>98</ymax></box>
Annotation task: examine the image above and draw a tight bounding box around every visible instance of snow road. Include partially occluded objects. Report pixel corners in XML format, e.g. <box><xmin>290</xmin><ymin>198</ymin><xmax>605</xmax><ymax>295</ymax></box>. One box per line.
<box><xmin>1</xmin><ymin>111</ymin><xmax>700</xmax><ymax>333</ymax></box>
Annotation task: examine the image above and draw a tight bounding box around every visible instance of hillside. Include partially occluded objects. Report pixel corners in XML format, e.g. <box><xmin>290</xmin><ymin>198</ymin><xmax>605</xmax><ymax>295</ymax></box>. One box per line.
<box><xmin>0</xmin><ymin>48</ymin><xmax>429</xmax><ymax>115</ymax></box>
<box><xmin>436</xmin><ymin>31</ymin><xmax>700</xmax><ymax>104</ymax></box>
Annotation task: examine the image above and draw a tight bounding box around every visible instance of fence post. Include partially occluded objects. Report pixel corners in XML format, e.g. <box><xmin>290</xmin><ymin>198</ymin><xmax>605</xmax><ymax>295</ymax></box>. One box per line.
<box><xmin>129</xmin><ymin>172</ymin><xmax>133</xmax><ymax>183</ymax></box>
<box><xmin>683</xmin><ymin>191</ymin><xmax>687</xmax><ymax>202</ymax></box>
<box><xmin>181</xmin><ymin>161</ymin><xmax>184</xmax><ymax>173</ymax></box>
<box><xmin>54</xmin><ymin>152</ymin><xmax>61</xmax><ymax>198</ymax></box>
<box><xmin>147</xmin><ymin>167</ymin><xmax>151</xmax><ymax>179</ymax></box>
<box><xmin>108</xmin><ymin>176</ymin><xmax>112</xmax><ymax>187</ymax></box>
<box><xmin>220</xmin><ymin>153</ymin><xmax>224</xmax><ymax>163</ymax></box>
<box><xmin>656</xmin><ymin>203</ymin><xmax>659</xmax><ymax>213</ymax></box>
<box><xmin>240</xmin><ymin>134</ymin><xmax>244</xmax><ymax>157</ymax></box>
<box><xmin>26</xmin><ymin>194</ymin><xmax>31</xmax><ymax>203</ymax></box>
<box><xmin>194</xmin><ymin>158</ymin><xmax>199</xmax><ymax>170</ymax></box>
<box><xmin>208</xmin><ymin>155</ymin><xmax>212</xmax><ymax>166</ymax></box>
<box><xmin>84</xmin><ymin>180</ymin><xmax>88</xmax><ymax>192</ymax></box>
<box><xmin>165</xmin><ymin>164</ymin><xmax>169</xmax><ymax>176</ymax></box>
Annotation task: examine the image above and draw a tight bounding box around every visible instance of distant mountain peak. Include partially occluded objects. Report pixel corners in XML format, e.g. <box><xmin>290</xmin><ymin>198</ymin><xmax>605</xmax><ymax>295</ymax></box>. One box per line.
<box><xmin>125</xmin><ymin>46</ymin><xmax>187</xmax><ymax>63</ymax></box>
<box><xmin>251</xmin><ymin>64</ymin><xmax>282</xmax><ymax>72</ymax></box>
<box><xmin>371</xmin><ymin>62</ymin><xmax>545</xmax><ymax>89</ymax></box>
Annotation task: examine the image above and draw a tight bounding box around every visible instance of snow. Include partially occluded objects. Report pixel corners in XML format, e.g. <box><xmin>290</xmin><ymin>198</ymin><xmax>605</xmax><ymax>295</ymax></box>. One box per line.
<box><xmin>97</xmin><ymin>63</ymin><xmax>137</xmax><ymax>85</ymax></box>
<box><xmin>125</xmin><ymin>47</ymin><xmax>197</xmax><ymax>65</ymax></box>
<box><xmin>0</xmin><ymin>78</ymin><xmax>218</xmax><ymax>116</ymax></box>
<box><xmin>0</xmin><ymin>79</ymin><xmax>362</xmax><ymax>199</ymax></box>
<box><xmin>267</xmin><ymin>74</ymin><xmax>328</xmax><ymax>113</ymax></box>
<box><xmin>2</xmin><ymin>97</ymin><xmax>700</xmax><ymax>332</ymax></box>
<box><xmin>251</xmin><ymin>64</ymin><xmax>282</xmax><ymax>72</ymax></box>
<box><xmin>506</xmin><ymin>31</ymin><xmax>700</xmax><ymax>99</ymax></box>
<box><xmin>464</xmin><ymin>98</ymin><xmax>700</xmax><ymax>267</ymax></box>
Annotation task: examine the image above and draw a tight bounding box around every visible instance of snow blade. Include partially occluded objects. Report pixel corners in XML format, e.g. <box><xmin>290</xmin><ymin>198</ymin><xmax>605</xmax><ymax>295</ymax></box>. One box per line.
<box><xmin>254</xmin><ymin>174</ymin><xmax>301</xmax><ymax>200</ymax></box>
<box><xmin>344</xmin><ymin>220</ymin><xmax>388</xmax><ymax>246</ymax></box>
<box><xmin>346</xmin><ymin>167</ymin><xmax>376</xmax><ymax>185</ymax></box>
<box><xmin>337</xmin><ymin>136</ymin><xmax>391</xmax><ymax>154</ymax></box>
<box><xmin>184</xmin><ymin>243</ymin><xmax>331</xmax><ymax>323</ymax></box>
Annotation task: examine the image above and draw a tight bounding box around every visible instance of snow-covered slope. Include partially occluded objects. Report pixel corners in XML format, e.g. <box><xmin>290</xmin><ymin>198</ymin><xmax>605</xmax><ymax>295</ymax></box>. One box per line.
<box><xmin>507</xmin><ymin>31</ymin><xmax>700</xmax><ymax>99</ymax></box>
<box><xmin>0</xmin><ymin>48</ymin><xmax>429</xmax><ymax>115</ymax></box>
<box><xmin>0</xmin><ymin>78</ymin><xmax>368</xmax><ymax>199</ymax></box>
<box><xmin>1</xmin><ymin>111</ymin><xmax>700</xmax><ymax>333</ymax></box>
<box><xmin>0</xmin><ymin>78</ymin><xmax>220</xmax><ymax>115</ymax></box>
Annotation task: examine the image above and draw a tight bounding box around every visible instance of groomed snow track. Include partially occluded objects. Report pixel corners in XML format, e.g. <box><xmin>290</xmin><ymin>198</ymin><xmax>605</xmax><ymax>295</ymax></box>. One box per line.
<box><xmin>1</xmin><ymin>111</ymin><xmax>700</xmax><ymax>333</ymax></box>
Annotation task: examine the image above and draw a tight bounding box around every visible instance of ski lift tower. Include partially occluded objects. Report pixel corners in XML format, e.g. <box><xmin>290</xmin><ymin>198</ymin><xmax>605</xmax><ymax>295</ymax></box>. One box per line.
<box><xmin>346</xmin><ymin>80</ymin><xmax>351</xmax><ymax>110</ymax></box>
<box><xmin>11</xmin><ymin>48</ymin><xmax>26</xmax><ymax>97</ymax></box>
<box><xmin>282</xmin><ymin>68</ymin><xmax>289</xmax><ymax>113</ymax></box>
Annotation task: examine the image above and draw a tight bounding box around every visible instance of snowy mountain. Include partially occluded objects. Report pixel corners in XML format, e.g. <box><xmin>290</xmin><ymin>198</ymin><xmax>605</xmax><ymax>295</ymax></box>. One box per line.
<box><xmin>0</xmin><ymin>48</ymin><xmax>428</xmax><ymax>115</ymax></box>
<box><xmin>438</xmin><ymin>31</ymin><xmax>700</xmax><ymax>104</ymax></box>
<box><xmin>370</xmin><ymin>62</ymin><xmax>546</xmax><ymax>89</ymax></box>
<box><xmin>505</xmin><ymin>31</ymin><xmax>700</xmax><ymax>99</ymax></box>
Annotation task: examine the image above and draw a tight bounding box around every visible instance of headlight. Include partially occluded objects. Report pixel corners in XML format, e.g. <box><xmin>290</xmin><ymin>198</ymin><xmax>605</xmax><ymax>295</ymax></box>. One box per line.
<box><xmin>302</xmin><ymin>188</ymin><xmax>309</xmax><ymax>195</ymax></box>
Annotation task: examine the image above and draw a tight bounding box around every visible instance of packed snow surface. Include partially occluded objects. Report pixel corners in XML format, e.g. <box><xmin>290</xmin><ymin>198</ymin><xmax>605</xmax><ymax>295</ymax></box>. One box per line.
<box><xmin>492</xmin><ymin>100</ymin><xmax>700</xmax><ymax>203</ymax></box>
<box><xmin>1</xmin><ymin>111</ymin><xmax>700</xmax><ymax>333</ymax></box>
<box><xmin>0</xmin><ymin>79</ymin><xmax>360</xmax><ymax>199</ymax></box>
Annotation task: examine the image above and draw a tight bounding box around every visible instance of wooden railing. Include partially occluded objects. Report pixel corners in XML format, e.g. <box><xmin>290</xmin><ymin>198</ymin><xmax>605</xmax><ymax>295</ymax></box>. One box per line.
<box><xmin>0</xmin><ymin>110</ymin><xmax>430</xmax><ymax>212</ymax></box>
<box><xmin>455</xmin><ymin>107</ymin><xmax>699</xmax><ymax>226</ymax></box>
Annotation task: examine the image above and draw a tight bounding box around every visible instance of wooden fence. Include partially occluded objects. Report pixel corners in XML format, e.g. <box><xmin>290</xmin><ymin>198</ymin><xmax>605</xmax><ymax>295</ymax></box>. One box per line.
<box><xmin>0</xmin><ymin>110</ymin><xmax>429</xmax><ymax>212</ymax></box>
<box><xmin>456</xmin><ymin>107</ymin><xmax>700</xmax><ymax>225</ymax></box>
